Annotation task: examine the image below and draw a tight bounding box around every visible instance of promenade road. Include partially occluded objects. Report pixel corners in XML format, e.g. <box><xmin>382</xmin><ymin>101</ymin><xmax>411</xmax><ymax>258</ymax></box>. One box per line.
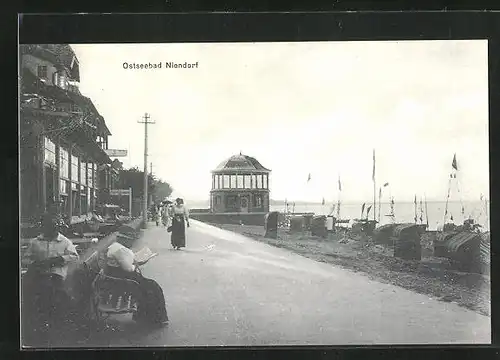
<box><xmin>72</xmin><ymin>220</ymin><xmax>490</xmax><ymax>347</ymax></box>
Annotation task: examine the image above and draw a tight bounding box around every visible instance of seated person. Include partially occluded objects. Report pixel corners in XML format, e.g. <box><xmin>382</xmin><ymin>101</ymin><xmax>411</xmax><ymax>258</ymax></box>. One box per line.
<box><xmin>105</xmin><ymin>241</ymin><xmax>168</xmax><ymax>326</ymax></box>
<box><xmin>23</xmin><ymin>213</ymin><xmax>79</xmax><ymax>328</ymax></box>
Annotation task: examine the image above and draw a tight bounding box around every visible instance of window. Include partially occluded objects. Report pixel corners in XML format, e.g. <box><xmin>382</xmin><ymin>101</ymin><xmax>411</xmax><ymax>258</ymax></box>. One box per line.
<box><xmin>244</xmin><ymin>175</ymin><xmax>252</xmax><ymax>189</ymax></box>
<box><xmin>53</xmin><ymin>71</ymin><xmax>68</xmax><ymax>89</ymax></box>
<box><xmin>223</xmin><ymin>175</ymin><xmax>230</xmax><ymax>189</ymax></box>
<box><xmin>215</xmin><ymin>196</ymin><xmax>221</xmax><ymax>205</ymax></box>
<box><xmin>71</xmin><ymin>153</ymin><xmax>78</xmax><ymax>182</ymax></box>
<box><xmin>263</xmin><ymin>174</ymin><xmax>268</xmax><ymax>189</ymax></box>
<box><xmin>254</xmin><ymin>194</ymin><xmax>263</xmax><ymax>208</ymax></box>
<box><xmin>214</xmin><ymin>175</ymin><xmax>219</xmax><ymax>189</ymax></box>
<box><xmin>44</xmin><ymin>137</ymin><xmax>56</xmax><ymax>165</ymax></box>
<box><xmin>87</xmin><ymin>188</ymin><xmax>92</xmax><ymax>211</ymax></box>
<box><xmin>236</xmin><ymin>175</ymin><xmax>244</xmax><ymax>189</ymax></box>
<box><xmin>226</xmin><ymin>195</ymin><xmax>238</xmax><ymax>209</ymax></box>
<box><xmin>81</xmin><ymin>186</ymin><xmax>88</xmax><ymax>214</ymax></box>
<box><xmin>250</xmin><ymin>175</ymin><xmax>255</xmax><ymax>188</ymax></box>
<box><xmin>80</xmin><ymin>162</ymin><xmax>87</xmax><ymax>186</ymax></box>
<box><xmin>59</xmin><ymin>147</ymin><xmax>69</xmax><ymax>179</ymax></box>
<box><xmin>256</xmin><ymin>174</ymin><xmax>263</xmax><ymax>189</ymax></box>
<box><xmin>87</xmin><ymin>163</ymin><xmax>94</xmax><ymax>188</ymax></box>
<box><xmin>37</xmin><ymin>65</ymin><xmax>48</xmax><ymax>79</ymax></box>
<box><xmin>212</xmin><ymin>176</ymin><xmax>215</xmax><ymax>190</ymax></box>
<box><xmin>60</xmin><ymin>179</ymin><xmax>68</xmax><ymax>195</ymax></box>
<box><xmin>230</xmin><ymin>175</ymin><xmax>237</xmax><ymax>189</ymax></box>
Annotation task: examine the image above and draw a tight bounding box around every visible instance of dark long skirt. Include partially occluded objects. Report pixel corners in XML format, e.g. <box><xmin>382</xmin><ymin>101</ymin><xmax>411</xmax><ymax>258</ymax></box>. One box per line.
<box><xmin>171</xmin><ymin>216</ymin><xmax>186</xmax><ymax>249</ymax></box>
<box><xmin>105</xmin><ymin>266</ymin><xmax>168</xmax><ymax>324</ymax></box>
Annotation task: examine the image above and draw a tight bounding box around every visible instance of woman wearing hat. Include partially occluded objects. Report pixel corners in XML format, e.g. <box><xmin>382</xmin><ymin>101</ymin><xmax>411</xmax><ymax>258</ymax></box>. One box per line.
<box><xmin>170</xmin><ymin>198</ymin><xmax>189</xmax><ymax>250</ymax></box>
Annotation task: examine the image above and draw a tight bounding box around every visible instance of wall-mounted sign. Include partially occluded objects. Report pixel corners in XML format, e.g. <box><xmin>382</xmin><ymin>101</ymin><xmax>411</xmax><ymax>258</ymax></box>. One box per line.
<box><xmin>104</xmin><ymin>149</ymin><xmax>128</xmax><ymax>157</ymax></box>
<box><xmin>110</xmin><ymin>189</ymin><xmax>131</xmax><ymax>196</ymax></box>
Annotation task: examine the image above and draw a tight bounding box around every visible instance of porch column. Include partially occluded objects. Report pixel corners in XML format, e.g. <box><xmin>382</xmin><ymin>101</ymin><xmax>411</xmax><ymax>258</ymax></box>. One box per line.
<box><xmin>54</xmin><ymin>137</ymin><xmax>61</xmax><ymax>214</ymax></box>
<box><xmin>77</xmin><ymin>156</ymin><xmax>82</xmax><ymax>216</ymax></box>
<box><xmin>68</xmin><ymin>144</ymin><xmax>74</xmax><ymax>220</ymax></box>
<box><xmin>40</xmin><ymin>139</ymin><xmax>47</xmax><ymax>214</ymax></box>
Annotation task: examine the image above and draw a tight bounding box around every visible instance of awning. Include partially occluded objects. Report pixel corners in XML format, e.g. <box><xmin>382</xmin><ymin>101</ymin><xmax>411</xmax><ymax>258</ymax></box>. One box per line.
<box><xmin>66</xmin><ymin>127</ymin><xmax>111</xmax><ymax>165</ymax></box>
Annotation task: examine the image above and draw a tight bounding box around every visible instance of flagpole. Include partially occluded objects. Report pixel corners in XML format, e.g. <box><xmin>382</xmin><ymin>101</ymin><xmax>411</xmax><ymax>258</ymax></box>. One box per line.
<box><xmin>372</xmin><ymin>149</ymin><xmax>376</xmax><ymax>222</ymax></box>
<box><xmin>424</xmin><ymin>194</ymin><xmax>429</xmax><ymax>229</ymax></box>
<box><xmin>378</xmin><ymin>187</ymin><xmax>382</xmax><ymax>223</ymax></box>
<box><xmin>337</xmin><ymin>174</ymin><xmax>341</xmax><ymax>220</ymax></box>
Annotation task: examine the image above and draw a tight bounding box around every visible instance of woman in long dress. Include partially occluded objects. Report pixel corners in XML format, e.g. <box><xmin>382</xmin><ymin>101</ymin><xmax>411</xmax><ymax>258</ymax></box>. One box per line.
<box><xmin>105</xmin><ymin>241</ymin><xmax>168</xmax><ymax>326</ymax></box>
<box><xmin>170</xmin><ymin>198</ymin><xmax>189</xmax><ymax>250</ymax></box>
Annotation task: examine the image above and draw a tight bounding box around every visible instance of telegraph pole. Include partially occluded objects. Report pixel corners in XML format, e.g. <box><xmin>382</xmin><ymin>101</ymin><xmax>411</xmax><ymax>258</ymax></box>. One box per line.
<box><xmin>138</xmin><ymin>112</ymin><xmax>155</xmax><ymax>228</ymax></box>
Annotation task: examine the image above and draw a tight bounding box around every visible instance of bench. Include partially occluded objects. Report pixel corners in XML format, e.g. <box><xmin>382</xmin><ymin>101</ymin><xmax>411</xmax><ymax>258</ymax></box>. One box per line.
<box><xmin>91</xmin><ymin>269</ymin><xmax>141</xmax><ymax>321</ymax></box>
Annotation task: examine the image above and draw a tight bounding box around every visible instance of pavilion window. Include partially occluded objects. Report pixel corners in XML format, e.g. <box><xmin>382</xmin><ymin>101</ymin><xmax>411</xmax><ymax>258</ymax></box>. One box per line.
<box><xmin>256</xmin><ymin>174</ymin><xmax>263</xmax><ymax>189</ymax></box>
<box><xmin>217</xmin><ymin>175</ymin><xmax>221</xmax><ymax>189</ymax></box>
<box><xmin>244</xmin><ymin>175</ymin><xmax>251</xmax><ymax>189</ymax></box>
<box><xmin>263</xmin><ymin>174</ymin><xmax>268</xmax><ymax>189</ymax></box>
<box><xmin>212</xmin><ymin>175</ymin><xmax>215</xmax><ymax>190</ymax></box>
<box><xmin>230</xmin><ymin>175</ymin><xmax>237</xmax><ymax>189</ymax></box>
<box><xmin>254</xmin><ymin>194</ymin><xmax>263</xmax><ymax>208</ymax></box>
<box><xmin>236</xmin><ymin>175</ymin><xmax>244</xmax><ymax>189</ymax></box>
<box><xmin>223</xmin><ymin>175</ymin><xmax>230</xmax><ymax>189</ymax></box>
<box><xmin>226</xmin><ymin>195</ymin><xmax>238</xmax><ymax>209</ymax></box>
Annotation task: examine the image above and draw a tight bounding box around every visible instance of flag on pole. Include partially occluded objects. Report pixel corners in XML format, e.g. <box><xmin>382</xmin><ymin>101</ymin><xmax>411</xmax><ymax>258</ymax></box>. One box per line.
<box><xmin>307</xmin><ymin>173</ymin><xmax>311</xmax><ymax>182</ymax></box>
<box><xmin>372</xmin><ymin>149</ymin><xmax>376</xmax><ymax>182</ymax></box>
<box><xmin>379</xmin><ymin>187</ymin><xmax>382</xmax><ymax>199</ymax></box>
<box><xmin>338</xmin><ymin>176</ymin><xmax>342</xmax><ymax>191</ymax></box>
<box><xmin>452</xmin><ymin>153</ymin><xmax>458</xmax><ymax>171</ymax></box>
<box><xmin>361</xmin><ymin>203</ymin><xmax>366</xmax><ymax>217</ymax></box>
<box><xmin>383</xmin><ymin>182</ymin><xmax>389</xmax><ymax>187</ymax></box>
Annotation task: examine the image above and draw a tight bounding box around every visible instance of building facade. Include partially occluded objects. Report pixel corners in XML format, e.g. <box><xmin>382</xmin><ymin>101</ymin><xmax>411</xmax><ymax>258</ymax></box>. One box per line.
<box><xmin>210</xmin><ymin>153</ymin><xmax>271</xmax><ymax>214</ymax></box>
<box><xmin>20</xmin><ymin>44</ymin><xmax>114</xmax><ymax>225</ymax></box>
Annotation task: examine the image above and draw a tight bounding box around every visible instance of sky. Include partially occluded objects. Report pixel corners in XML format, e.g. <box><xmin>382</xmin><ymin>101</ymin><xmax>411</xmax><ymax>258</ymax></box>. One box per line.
<box><xmin>71</xmin><ymin>40</ymin><xmax>489</xmax><ymax>203</ymax></box>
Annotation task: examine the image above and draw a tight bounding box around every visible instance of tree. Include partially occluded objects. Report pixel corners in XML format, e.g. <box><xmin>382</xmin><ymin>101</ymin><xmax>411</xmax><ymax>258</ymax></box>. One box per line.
<box><xmin>119</xmin><ymin>167</ymin><xmax>173</xmax><ymax>203</ymax></box>
<box><xmin>153</xmin><ymin>177</ymin><xmax>174</xmax><ymax>202</ymax></box>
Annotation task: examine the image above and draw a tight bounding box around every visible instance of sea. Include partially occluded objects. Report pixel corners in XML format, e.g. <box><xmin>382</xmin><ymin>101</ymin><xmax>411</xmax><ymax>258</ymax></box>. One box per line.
<box><xmin>188</xmin><ymin>200</ymin><xmax>490</xmax><ymax>231</ymax></box>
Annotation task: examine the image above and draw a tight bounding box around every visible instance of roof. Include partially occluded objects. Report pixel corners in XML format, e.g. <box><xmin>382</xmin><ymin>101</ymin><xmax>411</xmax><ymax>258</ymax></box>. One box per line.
<box><xmin>444</xmin><ymin>231</ymin><xmax>481</xmax><ymax>253</ymax></box>
<box><xmin>212</xmin><ymin>153</ymin><xmax>271</xmax><ymax>173</ymax></box>
<box><xmin>21</xmin><ymin>44</ymin><xmax>80</xmax><ymax>82</ymax></box>
<box><xmin>21</xmin><ymin>68</ymin><xmax>111</xmax><ymax>136</ymax></box>
<box><xmin>393</xmin><ymin>223</ymin><xmax>422</xmax><ymax>237</ymax></box>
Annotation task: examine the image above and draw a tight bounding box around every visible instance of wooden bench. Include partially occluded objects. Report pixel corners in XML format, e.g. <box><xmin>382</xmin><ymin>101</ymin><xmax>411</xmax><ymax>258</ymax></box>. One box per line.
<box><xmin>91</xmin><ymin>269</ymin><xmax>141</xmax><ymax>321</ymax></box>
